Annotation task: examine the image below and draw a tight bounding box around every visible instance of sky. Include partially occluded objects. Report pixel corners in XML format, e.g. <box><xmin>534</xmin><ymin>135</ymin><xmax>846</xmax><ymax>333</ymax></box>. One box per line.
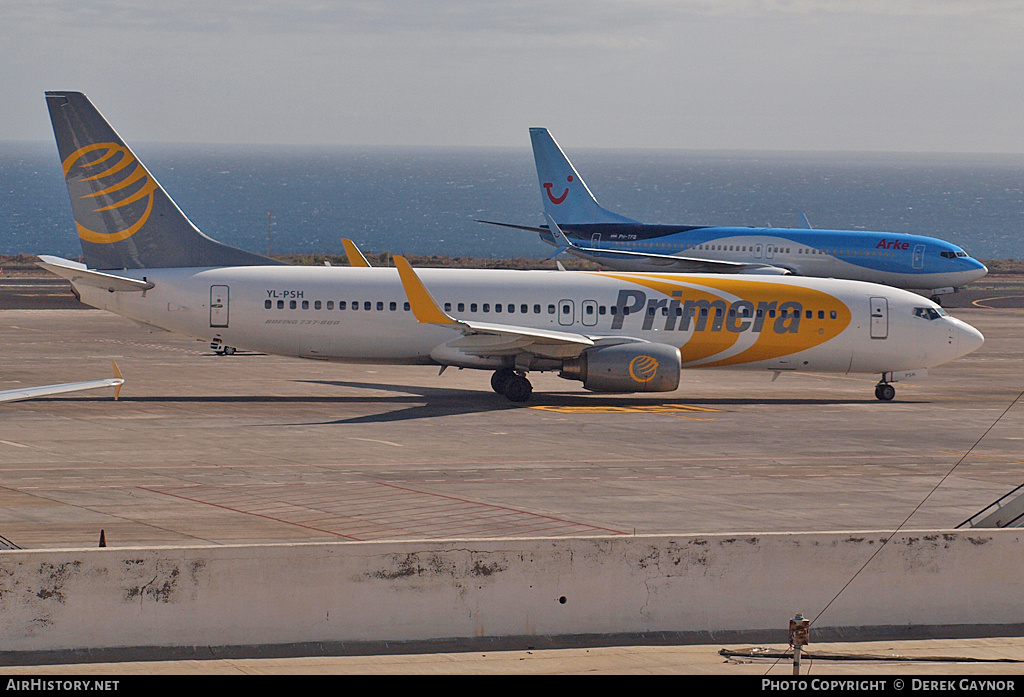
<box><xmin>3</xmin><ymin>0</ymin><xmax>1024</xmax><ymax>153</ymax></box>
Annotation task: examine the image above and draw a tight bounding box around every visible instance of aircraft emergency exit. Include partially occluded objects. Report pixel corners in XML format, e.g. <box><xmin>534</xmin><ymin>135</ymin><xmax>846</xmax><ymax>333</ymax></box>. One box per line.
<box><xmin>40</xmin><ymin>92</ymin><xmax>983</xmax><ymax>403</ymax></box>
<box><xmin>480</xmin><ymin>128</ymin><xmax>988</xmax><ymax>303</ymax></box>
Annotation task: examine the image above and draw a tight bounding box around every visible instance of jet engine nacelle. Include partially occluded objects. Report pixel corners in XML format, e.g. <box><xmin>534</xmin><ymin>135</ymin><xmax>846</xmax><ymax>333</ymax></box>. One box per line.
<box><xmin>560</xmin><ymin>343</ymin><xmax>681</xmax><ymax>393</ymax></box>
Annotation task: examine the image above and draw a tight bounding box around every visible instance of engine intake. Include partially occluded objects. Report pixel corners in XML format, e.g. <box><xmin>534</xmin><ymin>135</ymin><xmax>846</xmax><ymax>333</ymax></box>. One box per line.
<box><xmin>560</xmin><ymin>343</ymin><xmax>681</xmax><ymax>393</ymax></box>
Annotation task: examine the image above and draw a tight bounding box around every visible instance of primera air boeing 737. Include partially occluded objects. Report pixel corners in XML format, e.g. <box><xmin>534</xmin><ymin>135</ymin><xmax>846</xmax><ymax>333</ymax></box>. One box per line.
<box><xmin>481</xmin><ymin>129</ymin><xmax>988</xmax><ymax>303</ymax></box>
<box><xmin>40</xmin><ymin>91</ymin><xmax>983</xmax><ymax>403</ymax></box>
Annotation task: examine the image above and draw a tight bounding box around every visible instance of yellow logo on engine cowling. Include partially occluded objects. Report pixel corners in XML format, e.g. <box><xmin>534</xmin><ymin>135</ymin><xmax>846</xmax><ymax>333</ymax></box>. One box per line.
<box><xmin>628</xmin><ymin>355</ymin><xmax>659</xmax><ymax>383</ymax></box>
<box><xmin>62</xmin><ymin>142</ymin><xmax>158</xmax><ymax>244</ymax></box>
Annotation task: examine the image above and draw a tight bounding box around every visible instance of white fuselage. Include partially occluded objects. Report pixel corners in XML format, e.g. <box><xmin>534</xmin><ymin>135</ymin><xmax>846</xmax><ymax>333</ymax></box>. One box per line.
<box><xmin>72</xmin><ymin>266</ymin><xmax>983</xmax><ymax>379</ymax></box>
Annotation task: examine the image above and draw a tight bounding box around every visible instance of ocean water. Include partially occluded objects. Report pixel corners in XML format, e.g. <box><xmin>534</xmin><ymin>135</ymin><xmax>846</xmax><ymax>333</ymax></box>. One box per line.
<box><xmin>2</xmin><ymin>141</ymin><xmax>1022</xmax><ymax>261</ymax></box>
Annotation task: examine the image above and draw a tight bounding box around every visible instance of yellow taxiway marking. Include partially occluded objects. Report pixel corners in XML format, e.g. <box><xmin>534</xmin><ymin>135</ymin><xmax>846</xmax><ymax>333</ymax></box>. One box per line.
<box><xmin>530</xmin><ymin>404</ymin><xmax>722</xmax><ymax>420</ymax></box>
<box><xmin>972</xmin><ymin>295</ymin><xmax>1024</xmax><ymax>309</ymax></box>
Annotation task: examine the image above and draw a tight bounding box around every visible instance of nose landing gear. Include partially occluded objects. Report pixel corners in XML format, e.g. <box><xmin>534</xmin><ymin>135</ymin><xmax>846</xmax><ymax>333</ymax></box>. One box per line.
<box><xmin>874</xmin><ymin>381</ymin><xmax>895</xmax><ymax>401</ymax></box>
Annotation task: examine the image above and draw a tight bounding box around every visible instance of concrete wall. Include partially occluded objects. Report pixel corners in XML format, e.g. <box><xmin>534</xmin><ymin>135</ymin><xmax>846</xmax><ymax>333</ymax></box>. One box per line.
<box><xmin>1</xmin><ymin>530</ymin><xmax>1022</xmax><ymax>654</ymax></box>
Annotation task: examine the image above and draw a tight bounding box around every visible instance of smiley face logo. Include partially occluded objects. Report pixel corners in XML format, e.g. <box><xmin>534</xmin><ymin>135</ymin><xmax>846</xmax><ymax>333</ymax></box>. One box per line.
<box><xmin>628</xmin><ymin>355</ymin><xmax>659</xmax><ymax>383</ymax></box>
<box><xmin>543</xmin><ymin>175</ymin><xmax>573</xmax><ymax>204</ymax></box>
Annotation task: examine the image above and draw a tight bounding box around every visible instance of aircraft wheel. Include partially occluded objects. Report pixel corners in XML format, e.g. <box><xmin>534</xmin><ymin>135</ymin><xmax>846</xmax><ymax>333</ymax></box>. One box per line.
<box><xmin>491</xmin><ymin>367</ymin><xmax>516</xmax><ymax>394</ymax></box>
<box><xmin>503</xmin><ymin>374</ymin><xmax>533</xmax><ymax>403</ymax></box>
<box><xmin>875</xmin><ymin>383</ymin><xmax>895</xmax><ymax>401</ymax></box>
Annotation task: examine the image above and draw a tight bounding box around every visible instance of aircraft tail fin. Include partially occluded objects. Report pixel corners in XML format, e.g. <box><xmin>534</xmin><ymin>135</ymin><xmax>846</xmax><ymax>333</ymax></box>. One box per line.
<box><xmin>529</xmin><ymin>127</ymin><xmax>638</xmax><ymax>226</ymax></box>
<box><xmin>45</xmin><ymin>91</ymin><xmax>283</xmax><ymax>270</ymax></box>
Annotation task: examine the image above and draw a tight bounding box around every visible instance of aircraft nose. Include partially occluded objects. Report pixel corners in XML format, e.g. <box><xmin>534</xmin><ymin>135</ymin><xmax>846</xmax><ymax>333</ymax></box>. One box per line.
<box><xmin>954</xmin><ymin>319</ymin><xmax>985</xmax><ymax>358</ymax></box>
<box><xmin>967</xmin><ymin>258</ymin><xmax>988</xmax><ymax>280</ymax></box>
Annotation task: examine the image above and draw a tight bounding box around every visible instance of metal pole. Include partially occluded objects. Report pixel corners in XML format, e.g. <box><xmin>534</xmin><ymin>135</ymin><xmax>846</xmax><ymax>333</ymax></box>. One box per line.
<box><xmin>789</xmin><ymin>613</ymin><xmax>810</xmax><ymax>676</ymax></box>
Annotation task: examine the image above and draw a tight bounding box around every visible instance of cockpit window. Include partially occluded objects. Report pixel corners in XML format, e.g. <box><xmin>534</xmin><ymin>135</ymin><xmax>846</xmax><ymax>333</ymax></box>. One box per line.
<box><xmin>913</xmin><ymin>306</ymin><xmax>947</xmax><ymax>320</ymax></box>
<box><xmin>940</xmin><ymin>250</ymin><xmax>970</xmax><ymax>259</ymax></box>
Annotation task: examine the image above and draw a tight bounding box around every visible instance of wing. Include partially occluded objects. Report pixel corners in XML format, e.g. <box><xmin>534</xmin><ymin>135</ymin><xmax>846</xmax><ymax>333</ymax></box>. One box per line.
<box><xmin>477</xmin><ymin>217</ymin><xmax>792</xmax><ymax>275</ymax></box>
<box><xmin>0</xmin><ymin>362</ymin><xmax>124</xmax><ymax>403</ymax></box>
<box><xmin>394</xmin><ymin>256</ymin><xmax>638</xmax><ymax>365</ymax></box>
<box><xmin>543</xmin><ymin>216</ymin><xmax>791</xmax><ymax>275</ymax></box>
<box><xmin>561</xmin><ymin>244</ymin><xmax>790</xmax><ymax>274</ymax></box>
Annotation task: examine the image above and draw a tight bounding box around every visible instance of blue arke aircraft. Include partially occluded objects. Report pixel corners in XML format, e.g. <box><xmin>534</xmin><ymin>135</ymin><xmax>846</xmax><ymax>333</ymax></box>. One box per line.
<box><xmin>481</xmin><ymin>129</ymin><xmax>988</xmax><ymax>303</ymax></box>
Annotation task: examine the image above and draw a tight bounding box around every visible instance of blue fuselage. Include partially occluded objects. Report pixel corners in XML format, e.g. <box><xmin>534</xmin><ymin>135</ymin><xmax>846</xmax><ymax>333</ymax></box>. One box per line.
<box><xmin>547</xmin><ymin>224</ymin><xmax>988</xmax><ymax>292</ymax></box>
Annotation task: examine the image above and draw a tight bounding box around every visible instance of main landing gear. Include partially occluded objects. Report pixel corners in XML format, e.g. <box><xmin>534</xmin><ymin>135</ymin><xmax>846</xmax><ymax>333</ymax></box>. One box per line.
<box><xmin>874</xmin><ymin>381</ymin><xmax>896</xmax><ymax>401</ymax></box>
<box><xmin>491</xmin><ymin>367</ymin><xmax>533</xmax><ymax>403</ymax></box>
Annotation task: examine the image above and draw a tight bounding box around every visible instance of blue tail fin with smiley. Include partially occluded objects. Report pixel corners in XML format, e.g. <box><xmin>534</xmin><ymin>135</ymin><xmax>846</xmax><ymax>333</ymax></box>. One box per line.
<box><xmin>46</xmin><ymin>91</ymin><xmax>283</xmax><ymax>270</ymax></box>
<box><xmin>529</xmin><ymin>127</ymin><xmax>639</xmax><ymax>227</ymax></box>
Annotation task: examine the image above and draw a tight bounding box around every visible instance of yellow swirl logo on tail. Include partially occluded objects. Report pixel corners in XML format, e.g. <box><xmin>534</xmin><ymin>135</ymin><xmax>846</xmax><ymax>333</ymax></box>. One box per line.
<box><xmin>63</xmin><ymin>143</ymin><xmax>158</xmax><ymax>244</ymax></box>
<box><xmin>629</xmin><ymin>355</ymin><xmax>659</xmax><ymax>383</ymax></box>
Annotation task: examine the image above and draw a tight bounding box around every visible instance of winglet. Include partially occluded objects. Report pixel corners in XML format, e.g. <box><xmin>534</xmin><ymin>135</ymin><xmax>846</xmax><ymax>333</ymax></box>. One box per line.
<box><xmin>393</xmin><ymin>256</ymin><xmax>458</xmax><ymax>325</ymax></box>
<box><xmin>112</xmin><ymin>361</ymin><xmax>123</xmax><ymax>400</ymax></box>
<box><xmin>342</xmin><ymin>238</ymin><xmax>372</xmax><ymax>267</ymax></box>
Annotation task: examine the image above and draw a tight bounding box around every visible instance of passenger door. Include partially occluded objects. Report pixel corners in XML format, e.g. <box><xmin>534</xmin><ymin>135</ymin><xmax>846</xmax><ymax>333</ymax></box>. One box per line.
<box><xmin>870</xmin><ymin>297</ymin><xmax>888</xmax><ymax>339</ymax></box>
<box><xmin>210</xmin><ymin>285</ymin><xmax>229</xmax><ymax>328</ymax></box>
<box><xmin>913</xmin><ymin>244</ymin><xmax>925</xmax><ymax>270</ymax></box>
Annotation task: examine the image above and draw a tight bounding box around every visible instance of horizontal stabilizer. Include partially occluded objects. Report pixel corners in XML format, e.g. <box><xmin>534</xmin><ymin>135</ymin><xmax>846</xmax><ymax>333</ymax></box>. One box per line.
<box><xmin>475</xmin><ymin>219</ymin><xmax>549</xmax><ymax>234</ymax></box>
<box><xmin>36</xmin><ymin>255</ymin><xmax>154</xmax><ymax>292</ymax></box>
